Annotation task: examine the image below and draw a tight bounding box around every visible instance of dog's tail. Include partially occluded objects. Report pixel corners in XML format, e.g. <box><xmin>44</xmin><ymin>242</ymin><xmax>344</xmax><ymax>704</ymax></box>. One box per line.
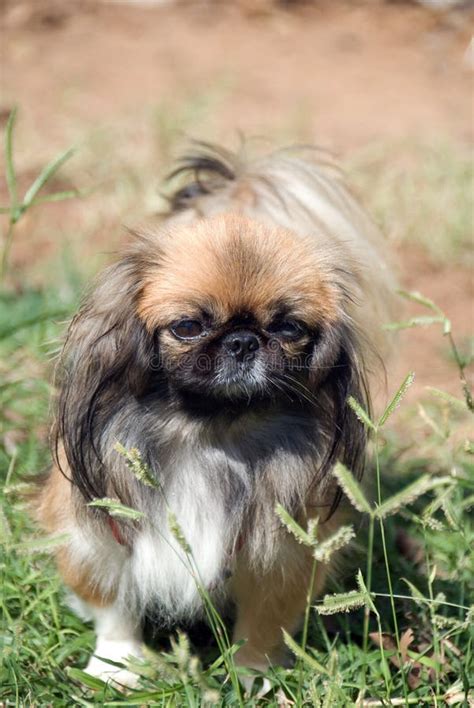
<box><xmin>165</xmin><ymin>141</ymin><xmax>241</xmax><ymax>213</ymax></box>
<box><xmin>164</xmin><ymin>140</ymin><xmax>383</xmax><ymax>258</ymax></box>
<box><xmin>164</xmin><ymin>140</ymin><xmax>346</xmax><ymax>223</ymax></box>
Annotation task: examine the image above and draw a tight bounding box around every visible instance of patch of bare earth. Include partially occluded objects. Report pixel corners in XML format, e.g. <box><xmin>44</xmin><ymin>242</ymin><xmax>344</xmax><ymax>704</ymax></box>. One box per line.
<box><xmin>0</xmin><ymin>0</ymin><xmax>472</xmax><ymax>405</ymax></box>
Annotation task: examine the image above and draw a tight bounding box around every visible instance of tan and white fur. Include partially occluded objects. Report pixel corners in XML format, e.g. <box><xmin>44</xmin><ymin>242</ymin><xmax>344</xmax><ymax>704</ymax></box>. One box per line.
<box><xmin>35</xmin><ymin>144</ymin><xmax>394</xmax><ymax>688</ymax></box>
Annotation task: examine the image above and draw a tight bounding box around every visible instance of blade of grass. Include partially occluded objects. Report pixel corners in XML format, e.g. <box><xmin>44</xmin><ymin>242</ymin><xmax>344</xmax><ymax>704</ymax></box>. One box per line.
<box><xmin>384</xmin><ymin>316</ymin><xmax>444</xmax><ymax>331</ymax></box>
<box><xmin>22</xmin><ymin>147</ymin><xmax>75</xmax><ymax>208</ymax></box>
<box><xmin>373</xmin><ymin>435</ymin><xmax>409</xmax><ymax>703</ymax></box>
<box><xmin>375</xmin><ymin>475</ymin><xmax>452</xmax><ymax>519</ymax></box>
<box><xmin>88</xmin><ymin>497</ymin><xmax>145</xmax><ymax>521</ymax></box>
<box><xmin>315</xmin><ymin>589</ymin><xmax>367</xmax><ymax>615</ymax></box>
<box><xmin>0</xmin><ymin>309</ymin><xmax>69</xmax><ymax>340</ymax></box>
<box><xmin>27</xmin><ymin>190</ymin><xmax>82</xmax><ymax>206</ymax></box>
<box><xmin>347</xmin><ymin>395</ymin><xmax>377</xmax><ymax>431</ymax></box>
<box><xmin>282</xmin><ymin>630</ymin><xmax>329</xmax><ymax>675</ymax></box>
<box><xmin>397</xmin><ymin>290</ymin><xmax>444</xmax><ymax>314</ymax></box>
<box><xmin>332</xmin><ymin>462</ymin><xmax>372</xmax><ymax>515</ymax></box>
<box><xmin>5</xmin><ymin>107</ymin><xmax>18</xmax><ymax>208</ymax></box>
<box><xmin>378</xmin><ymin>372</ymin><xmax>415</xmax><ymax>427</ymax></box>
<box><xmin>275</xmin><ymin>503</ymin><xmax>312</xmax><ymax>546</ymax></box>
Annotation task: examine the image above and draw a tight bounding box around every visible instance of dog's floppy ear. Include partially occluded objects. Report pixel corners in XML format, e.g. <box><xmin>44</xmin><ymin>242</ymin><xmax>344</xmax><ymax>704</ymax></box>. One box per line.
<box><xmin>53</xmin><ymin>241</ymin><xmax>161</xmax><ymax>503</ymax></box>
<box><xmin>308</xmin><ymin>321</ymin><xmax>371</xmax><ymax>516</ymax></box>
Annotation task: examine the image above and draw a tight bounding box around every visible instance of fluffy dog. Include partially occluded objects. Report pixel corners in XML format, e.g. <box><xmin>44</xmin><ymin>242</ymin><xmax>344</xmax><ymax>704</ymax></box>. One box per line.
<box><xmin>35</xmin><ymin>143</ymin><xmax>394</xmax><ymax>687</ymax></box>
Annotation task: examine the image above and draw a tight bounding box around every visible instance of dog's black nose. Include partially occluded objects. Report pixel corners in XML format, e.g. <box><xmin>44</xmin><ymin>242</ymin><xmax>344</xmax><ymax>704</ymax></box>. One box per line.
<box><xmin>224</xmin><ymin>331</ymin><xmax>260</xmax><ymax>360</ymax></box>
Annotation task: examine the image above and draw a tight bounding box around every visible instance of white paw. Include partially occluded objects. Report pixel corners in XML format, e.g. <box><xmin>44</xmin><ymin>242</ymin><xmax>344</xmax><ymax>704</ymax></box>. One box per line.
<box><xmin>235</xmin><ymin>655</ymin><xmax>274</xmax><ymax>696</ymax></box>
<box><xmin>84</xmin><ymin>638</ymin><xmax>144</xmax><ymax>690</ymax></box>
<box><xmin>240</xmin><ymin>673</ymin><xmax>273</xmax><ymax>697</ymax></box>
<box><xmin>85</xmin><ymin>657</ymin><xmax>140</xmax><ymax>689</ymax></box>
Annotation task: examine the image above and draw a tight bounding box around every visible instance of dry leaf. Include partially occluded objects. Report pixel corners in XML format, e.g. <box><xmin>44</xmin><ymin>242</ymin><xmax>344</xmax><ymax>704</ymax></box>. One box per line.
<box><xmin>369</xmin><ymin>630</ymin><xmax>422</xmax><ymax>689</ymax></box>
<box><xmin>441</xmin><ymin>637</ymin><xmax>462</xmax><ymax>658</ymax></box>
<box><xmin>399</xmin><ymin>628</ymin><xmax>414</xmax><ymax>664</ymax></box>
<box><xmin>444</xmin><ymin>680</ymin><xmax>473</xmax><ymax>706</ymax></box>
<box><xmin>407</xmin><ymin>663</ymin><xmax>422</xmax><ymax>690</ymax></box>
<box><xmin>369</xmin><ymin>632</ymin><xmax>398</xmax><ymax>664</ymax></box>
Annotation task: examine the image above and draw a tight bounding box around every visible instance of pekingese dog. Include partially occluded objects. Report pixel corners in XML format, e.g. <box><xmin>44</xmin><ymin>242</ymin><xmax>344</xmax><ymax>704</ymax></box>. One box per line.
<box><xmin>35</xmin><ymin>143</ymin><xmax>394</xmax><ymax>687</ymax></box>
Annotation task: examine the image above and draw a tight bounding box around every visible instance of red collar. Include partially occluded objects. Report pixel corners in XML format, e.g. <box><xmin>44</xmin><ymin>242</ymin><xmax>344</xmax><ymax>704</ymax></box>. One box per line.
<box><xmin>107</xmin><ymin>516</ymin><xmax>127</xmax><ymax>546</ymax></box>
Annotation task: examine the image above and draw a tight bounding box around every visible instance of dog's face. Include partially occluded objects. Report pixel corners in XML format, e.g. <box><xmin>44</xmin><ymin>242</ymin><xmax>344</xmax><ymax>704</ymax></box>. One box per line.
<box><xmin>137</xmin><ymin>215</ymin><xmax>345</xmax><ymax>403</ymax></box>
<box><xmin>57</xmin><ymin>214</ymin><xmax>369</xmax><ymax>505</ymax></box>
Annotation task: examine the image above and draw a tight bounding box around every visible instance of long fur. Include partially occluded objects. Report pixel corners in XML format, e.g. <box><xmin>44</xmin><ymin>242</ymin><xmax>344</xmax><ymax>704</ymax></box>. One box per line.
<box><xmin>43</xmin><ymin>143</ymin><xmax>394</xmax><ymax>628</ymax></box>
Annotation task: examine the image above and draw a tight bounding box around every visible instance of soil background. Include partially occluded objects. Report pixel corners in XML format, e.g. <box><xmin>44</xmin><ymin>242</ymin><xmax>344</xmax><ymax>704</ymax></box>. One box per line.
<box><xmin>1</xmin><ymin>0</ymin><xmax>473</xmax><ymax>407</ymax></box>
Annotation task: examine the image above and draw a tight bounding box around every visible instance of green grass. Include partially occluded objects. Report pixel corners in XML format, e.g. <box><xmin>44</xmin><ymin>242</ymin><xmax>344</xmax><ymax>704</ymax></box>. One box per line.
<box><xmin>1</xmin><ymin>111</ymin><xmax>473</xmax><ymax>705</ymax></box>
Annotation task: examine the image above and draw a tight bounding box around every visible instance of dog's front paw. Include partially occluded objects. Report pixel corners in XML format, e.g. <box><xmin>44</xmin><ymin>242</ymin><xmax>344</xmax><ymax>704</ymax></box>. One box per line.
<box><xmin>234</xmin><ymin>648</ymin><xmax>283</xmax><ymax>697</ymax></box>
<box><xmin>85</xmin><ymin>658</ymin><xmax>140</xmax><ymax>689</ymax></box>
<box><xmin>84</xmin><ymin>638</ymin><xmax>143</xmax><ymax>690</ymax></box>
<box><xmin>239</xmin><ymin>672</ymin><xmax>273</xmax><ymax>697</ymax></box>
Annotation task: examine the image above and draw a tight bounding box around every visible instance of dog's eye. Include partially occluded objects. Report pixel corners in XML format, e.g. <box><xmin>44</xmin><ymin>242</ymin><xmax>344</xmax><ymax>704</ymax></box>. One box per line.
<box><xmin>267</xmin><ymin>320</ymin><xmax>305</xmax><ymax>339</ymax></box>
<box><xmin>170</xmin><ymin>319</ymin><xmax>205</xmax><ymax>340</ymax></box>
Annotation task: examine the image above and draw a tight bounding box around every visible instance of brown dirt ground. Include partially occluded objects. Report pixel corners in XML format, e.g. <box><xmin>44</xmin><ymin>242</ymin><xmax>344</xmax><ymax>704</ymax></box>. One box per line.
<box><xmin>0</xmin><ymin>0</ymin><xmax>473</xmax><ymax>408</ymax></box>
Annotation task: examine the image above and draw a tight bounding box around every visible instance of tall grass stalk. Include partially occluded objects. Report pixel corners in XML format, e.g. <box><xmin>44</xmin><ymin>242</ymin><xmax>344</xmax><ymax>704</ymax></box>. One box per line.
<box><xmin>172</xmin><ymin>548</ymin><xmax>243</xmax><ymax>704</ymax></box>
<box><xmin>387</xmin><ymin>290</ymin><xmax>473</xmax><ymax>412</ymax></box>
<box><xmin>361</xmin><ymin>514</ymin><xmax>375</xmax><ymax>693</ymax></box>
<box><xmin>1</xmin><ymin>108</ymin><xmax>79</xmax><ymax>285</ymax></box>
<box><xmin>374</xmin><ymin>438</ymin><xmax>409</xmax><ymax>703</ymax></box>
<box><xmin>423</xmin><ymin>532</ymin><xmax>441</xmax><ymax>696</ymax></box>
<box><xmin>372</xmin><ymin>374</ymin><xmax>415</xmax><ymax>702</ymax></box>
<box><xmin>301</xmin><ymin>557</ymin><xmax>318</xmax><ymax>654</ymax></box>
<box><xmin>297</xmin><ymin>556</ymin><xmax>318</xmax><ymax>704</ymax></box>
<box><xmin>344</xmin><ymin>372</ymin><xmax>418</xmax><ymax>701</ymax></box>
